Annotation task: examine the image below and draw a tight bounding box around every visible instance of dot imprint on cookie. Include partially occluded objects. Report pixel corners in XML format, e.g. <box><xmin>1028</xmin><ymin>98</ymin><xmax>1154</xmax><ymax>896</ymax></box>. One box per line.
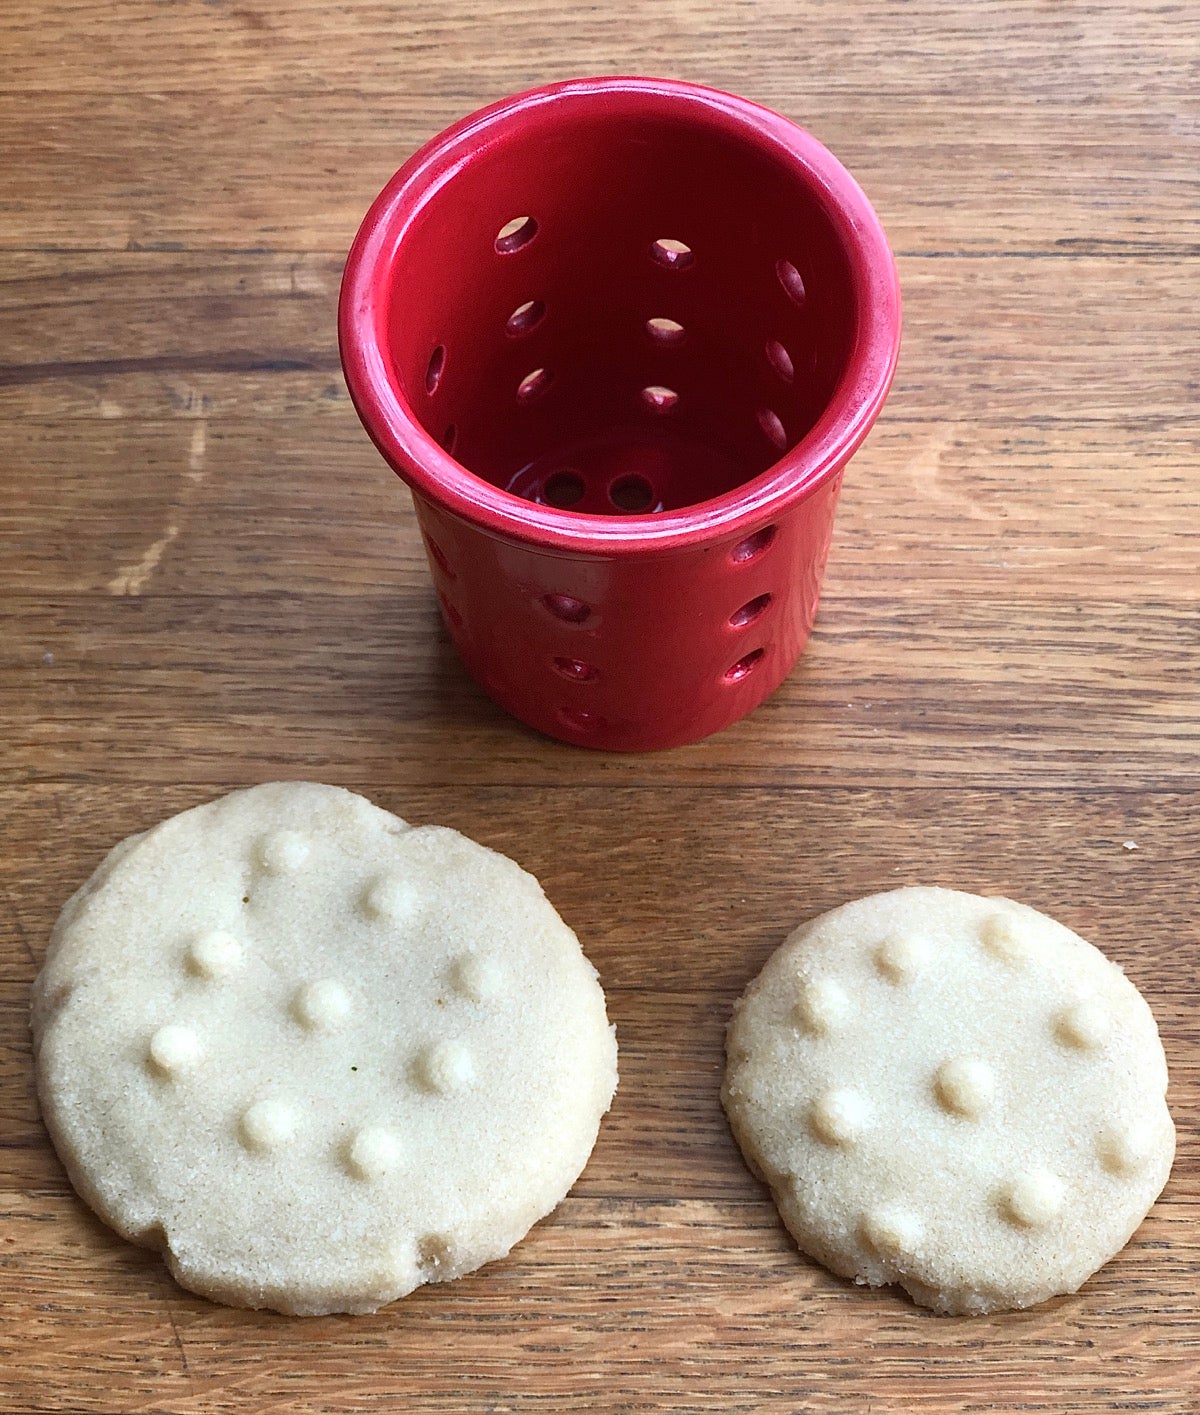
<box><xmin>1054</xmin><ymin>999</ymin><xmax>1109</xmax><ymax>1051</ymax></box>
<box><xmin>186</xmin><ymin>929</ymin><xmax>243</xmax><ymax>979</ymax></box>
<box><xmin>809</xmin><ymin>1088</ymin><xmax>869</xmax><ymax>1147</ymax></box>
<box><xmin>451</xmin><ymin>952</ymin><xmax>503</xmax><ymax>1002</ymax></box>
<box><xmin>873</xmin><ymin>933</ymin><xmax>930</xmax><ymax>983</ymax></box>
<box><xmin>363</xmin><ymin>874</ymin><xmax>421</xmax><ymax>922</ymax></box>
<box><xmin>346</xmin><ymin>1126</ymin><xmax>403</xmax><ymax>1181</ymax></box>
<box><xmin>792</xmin><ymin>977</ymin><xmax>849</xmax><ymax>1036</ymax></box>
<box><xmin>414</xmin><ymin>1039</ymin><xmax>475</xmax><ymax>1094</ymax></box>
<box><xmin>861</xmin><ymin>1208</ymin><xmax>924</xmax><ymax>1258</ymax></box>
<box><xmin>258</xmin><ymin>829</ymin><xmax>311</xmax><ymax>874</ymax></box>
<box><xmin>240</xmin><ymin>1098</ymin><xmax>298</xmax><ymax>1153</ymax></box>
<box><xmin>292</xmin><ymin>978</ymin><xmax>352</xmax><ymax>1032</ymax></box>
<box><xmin>1001</xmin><ymin>1169</ymin><xmax>1066</xmax><ymax>1228</ymax></box>
<box><xmin>933</xmin><ymin>1057</ymin><xmax>995</xmax><ymax>1119</ymax></box>
<box><xmin>1096</xmin><ymin>1122</ymin><xmax>1154</xmax><ymax>1176</ymax></box>
<box><xmin>979</xmin><ymin>910</ymin><xmax>1032</xmax><ymax>965</ymax></box>
<box><xmin>147</xmin><ymin>1024</ymin><xmax>202</xmax><ymax>1077</ymax></box>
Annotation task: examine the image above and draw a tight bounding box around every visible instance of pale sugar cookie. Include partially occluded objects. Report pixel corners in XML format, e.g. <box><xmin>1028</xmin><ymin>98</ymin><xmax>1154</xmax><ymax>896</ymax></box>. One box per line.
<box><xmin>722</xmin><ymin>887</ymin><xmax>1174</xmax><ymax>1314</ymax></box>
<box><xmin>32</xmin><ymin>783</ymin><xmax>617</xmax><ymax>1315</ymax></box>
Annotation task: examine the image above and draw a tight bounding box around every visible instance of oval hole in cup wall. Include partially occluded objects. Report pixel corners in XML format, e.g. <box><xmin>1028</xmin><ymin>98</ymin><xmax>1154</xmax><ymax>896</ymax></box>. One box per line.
<box><xmin>650</xmin><ymin>238</ymin><xmax>694</xmax><ymax>270</ymax></box>
<box><xmin>506</xmin><ymin>299</ymin><xmax>546</xmax><ymax>336</ymax></box>
<box><xmin>496</xmin><ymin>216</ymin><xmax>539</xmax><ymax>254</ymax></box>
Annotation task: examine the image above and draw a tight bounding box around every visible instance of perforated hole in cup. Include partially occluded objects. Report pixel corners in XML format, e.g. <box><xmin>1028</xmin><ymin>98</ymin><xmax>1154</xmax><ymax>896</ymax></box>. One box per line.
<box><xmin>437</xmin><ymin>593</ymin><xmax>463</xmax><ymax>630</ymax></box>
<box><xmin>506</xmin><ymin>299</ymin><xmax>546</xmax><ymax>337</ymax></box>
<box><xmin>729</xmin><ymin>593</ymin><xmax>772</xmax><ymax>628</ymax></box>
<box><xmin>441</xmin><ymin>424</ymin><xmax>458</xmax><ymax>453</ymax></box>
<box><xmin>496</xmin><ymin>216</ymin><xmax>538</xmax><ymax>254</ymax></box>
<box><xmin>552</xmin><ymin>657</ymin><xmax>599</xmax><ymax>683</ymax></box>
<box><xmin>645</xmin><ymin>316</ymin><xmax>686</xmax><ymax>346</ymax></box>
<box><xmin>541</xmin><ymin>471</ymin><xmax>586</xmax><ymax>508</ymax></box>
<box><xmin>758</xmin><ymin>408</ymin><xmax>788</xmax><ymax>451</ymax></box>
<box><xmin>517</xmin><ymin>367</ymin><xmax>552</xmax><ymax>404</ymax></box>
<box><xmin>425</xmin><ymin>344</ymin><xmax>445</xmax><ymax>395</ymax></box>
<box><xmin>381</xmin><ymin>109</ymin><xmax>868</xmax><ymax>521</ymax></box>
<box><xmin>724</xmin><ymin>648</ymin><xmax>765</xmax><ymax>683</ymax></box>
<box><xmin>731</xmin><ymin>526</ymin><xmax>778</xmax><ymax>563</ymax></box>
<box><xmin>650</xmin><ymin>238</ymin><xmax>694</xmax><ymax>270</ymax></box>
<box><xmin>543</xmin><ymin>593</ymin><xmax>591</xmax><ymax>624</ymax></box>
<box><xmin>641</xmin><ymin>385</ymin><xmax>679</xmax><ymax>415</ymax></box>
<box><xmin>777</xmin><ymin>258</ymin><xmax>807</xmax><ymax>307</ymax></box>
<box><xmin>558</xmin><ymin>705</ymin><xmax>601</xmax><ymax>732</ymax></box>
<box><xmin>765</xmin><ymin>339</ymin><xmax>794</xmax><ymax>383</ymax></box>
<box><xmin>424</xmin><ymin>536</ymin><xmax>456</xmax><ymax>580</ymax></box>
<box><xmin>609</xmin><ymin>475</ymin><xmax>656</xmax><ymax>513</ymax></box>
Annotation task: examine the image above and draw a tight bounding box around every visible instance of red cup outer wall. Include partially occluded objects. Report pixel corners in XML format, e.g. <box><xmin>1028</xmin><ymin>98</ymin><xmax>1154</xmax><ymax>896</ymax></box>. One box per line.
<box><xmin>339</xmin><ymin>77</ymin><xmax>900</xmax><ymax>751</ymax></box>
<box><xmin>415</xmin><ymin>472</ymin><xmax>843</xmax><ymax>752</ymax></box>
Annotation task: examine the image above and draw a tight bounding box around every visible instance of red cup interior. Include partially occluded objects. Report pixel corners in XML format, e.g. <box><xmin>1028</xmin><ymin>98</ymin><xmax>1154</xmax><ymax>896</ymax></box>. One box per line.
<box><xmin>376</xmin><ymin>86</ymin><xmax>867</xmax><ymax>519</ymax></box>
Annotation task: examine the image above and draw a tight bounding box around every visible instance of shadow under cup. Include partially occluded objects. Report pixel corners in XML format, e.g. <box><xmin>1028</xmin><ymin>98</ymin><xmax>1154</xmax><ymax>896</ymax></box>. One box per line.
<box><xmin>339</xmin><ymin>77</ymin><xmax>901</xmax><ymax>751</ymax></box>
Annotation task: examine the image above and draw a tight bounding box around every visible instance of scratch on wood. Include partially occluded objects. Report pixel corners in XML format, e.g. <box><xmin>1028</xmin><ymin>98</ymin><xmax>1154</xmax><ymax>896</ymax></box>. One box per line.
<box><xmin>110</xmin><ymin>419</ymin><xmax>208</xmax><ymax>592</ymax></box>
<box><xmin>187</xmin><ymin>419</ymin><xmax>208</xmax><ymax>480</ymax></box>
<box><xmin>108</xmin><ymin>524</ymin><xmax>179</xmax><ymax>595</ymax></box>
<box><xmin>162</xmin><ymin>1291</ymin><xmax>195</xmax><ymax>1389</ymax></box>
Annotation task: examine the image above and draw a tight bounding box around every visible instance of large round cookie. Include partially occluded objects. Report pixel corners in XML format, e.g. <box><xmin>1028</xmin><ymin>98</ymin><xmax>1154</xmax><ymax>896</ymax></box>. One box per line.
<box><xmin>33</xmin><ymin>783</ymin><xmax>618</xmax><ymax>1314</ymax></box>
<box><xmin>722</xmin><ymin>887</ymin><xmax>1174</xmax><ymax>1314</ymax></box>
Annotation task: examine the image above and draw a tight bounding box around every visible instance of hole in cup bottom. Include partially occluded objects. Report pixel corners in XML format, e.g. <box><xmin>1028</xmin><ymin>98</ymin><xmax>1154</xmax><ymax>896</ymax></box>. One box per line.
<box><xmin>540</xmin><ymin>471</ymin><xmax>586</xmax><ymax>507</ymax></box>
<box><xmin>505</xmin><ymin>430</ymin><xmax>737</xmax><ymax>513</ymax></box>
<box><xmin>609</xmin><ymin>474</ymin><xmax>655</xmax><ymax>513</ymax></box>
<box><xmin>724</xmin><ymin>648</ymin><xmax>765</xmax><ymax>683</ymax></box>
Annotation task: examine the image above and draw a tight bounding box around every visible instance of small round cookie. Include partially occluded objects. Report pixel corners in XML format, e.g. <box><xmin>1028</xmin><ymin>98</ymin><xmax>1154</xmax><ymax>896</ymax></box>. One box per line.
<box><xmin>33</xmin><ymin>783</ymin><xmax>618</xmax><ymax>1315</ymax></box>
<box><xmin>722</xmin><ymin>887</ymin><xmax>1174</xmax><ymax>1315</ymax></box>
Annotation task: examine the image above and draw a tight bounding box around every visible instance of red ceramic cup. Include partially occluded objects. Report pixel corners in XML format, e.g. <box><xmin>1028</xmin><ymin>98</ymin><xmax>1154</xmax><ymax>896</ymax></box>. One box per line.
<box><xmin>339</xmin><ymin>77</ymin><xmax>901</xmax><ymax>751</ymax></box>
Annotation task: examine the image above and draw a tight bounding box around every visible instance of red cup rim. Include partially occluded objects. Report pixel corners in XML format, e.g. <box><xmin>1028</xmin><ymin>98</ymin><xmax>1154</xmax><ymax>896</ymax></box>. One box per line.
<box><xmin>339</xmin><ymin>76</ymin><xmax>901</xmax><ymax>555</ymax></box>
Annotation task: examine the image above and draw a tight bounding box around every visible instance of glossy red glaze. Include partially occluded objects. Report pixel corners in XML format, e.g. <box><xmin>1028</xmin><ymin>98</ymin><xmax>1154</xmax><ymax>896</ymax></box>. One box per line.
<box><xmin>339</xmin><ymin>76</ymin><xmax>901</xmax><ymax>751</ymax></box>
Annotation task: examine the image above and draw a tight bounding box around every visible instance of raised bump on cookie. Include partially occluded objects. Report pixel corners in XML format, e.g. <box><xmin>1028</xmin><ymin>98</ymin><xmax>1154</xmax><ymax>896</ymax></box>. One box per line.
<box><xmin>148</xmin><ymin>1024</ymin><xmax>202</xmax><ymax>1076</ymax></box>
<box><xmin>240</xmin><ymin>1098</ymin><xmax>298</xmax><ymax>1152</ymax></box>
<box><xmin>873</xmin><ymin>934</ymin><xmax>930</xmax><ymax>983</ymax></box>
<box><xmin>810</xmin><ymin>1088</ymin><xmax>869</xmax><ymax>1146</ymax></box>
<box><xmin>346</xmin><ymin>1126</ymin><xmax>402</xmax><ymax>1180</ymax></box>
<box><xmin>450</xmin><ymin>953</ymin><xmax>502</xmax><ymax>1002</ymax></box>
<box><xmin>934</xmin><ymin>1057</ymin><xmax>995</xmax><ymax>1118</ymax></box>
<box><xmin>979</xmin><ymin>910</ymin><xmax>1032</xmax><ymax>966</ymax></box>
<box><xmin>793</xmin><ymin>977</ymin><xmax>849</xmax><ymax>1035</ymax></box>
<box><xmin>259</xmin><ymin>829</ymin><xmax>310</xmax><ymax>874</ymax></box>
<box><xmin>363</xmin><ymin>873</ymin><xmax>420</xmax><ymax>922</ymax></box>
<box><xmin>862</xmin><ymin>1208</ymin><xmax>924</xmax><ymax>1257</ymax></box>
<box><xmin>416</xmin><ymin>1040</ymin><xmax>475</xmax><ymax>1095</ymax></box>
<box><xmin>1054</xmin><ymin>999</ymin><xmax>1109</xmax><ymax>1051</ymax></box>
<box><xmin>186</xmin><ymin>929</ymin><xmax>243</xmax><ymax>979</ymax></box>
<box><xmin>1002</xmin><ymin>1169</ymin><xmax>1066</xmax><ymax>1228</ymax></box>
<box><xmin>292</xmin><ymin>979</ymin><xmax>351</xmax><ymax>1032</ymax></box>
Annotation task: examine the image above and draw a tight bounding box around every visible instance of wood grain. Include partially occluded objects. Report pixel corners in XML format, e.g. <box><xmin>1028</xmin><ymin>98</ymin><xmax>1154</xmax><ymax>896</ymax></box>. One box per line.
<box><xmin>1</xmin><ymin>0</ymin><xmax>1198</xmax><ymax>1411</ymax></box>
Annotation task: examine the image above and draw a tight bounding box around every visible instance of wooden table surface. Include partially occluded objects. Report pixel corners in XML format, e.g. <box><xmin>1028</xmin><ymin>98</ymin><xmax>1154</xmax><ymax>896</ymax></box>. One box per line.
<box><xmin>2</xmin><ymin>2</ymin><xmax>1198</xmax><ymax>1411</ymax></box>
